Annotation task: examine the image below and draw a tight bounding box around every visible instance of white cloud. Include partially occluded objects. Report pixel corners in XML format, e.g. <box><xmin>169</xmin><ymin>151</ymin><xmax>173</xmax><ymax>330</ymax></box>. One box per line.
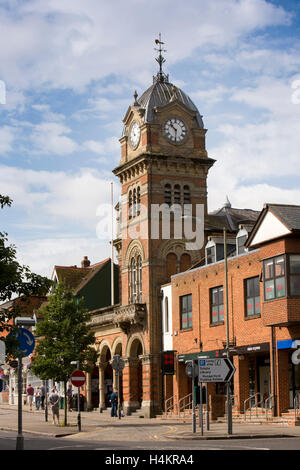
<box><xmin>30</xmin><ymin>121</ymin><xmax>79</xmax><ymax>155</ymax></box>
<box><xmin>0</xmin><ymin>125</ymin><xmax>16</xmax><ymax>153</ymax></box>
<box><xmin>0</xmin><ymin>0</ymin><xmax>291</xmax><ymax>92</ymax></box>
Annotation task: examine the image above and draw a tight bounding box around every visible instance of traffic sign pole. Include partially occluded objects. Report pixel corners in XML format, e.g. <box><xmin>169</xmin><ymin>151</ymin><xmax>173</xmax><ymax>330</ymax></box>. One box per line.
<box><xmin>199</xmin><ymin>381</ymin><xmax>203</xmax><ymax>436</ymax></box>
<box><xmin>16</xmin><ymin>355</ymin><xmax>24</xmax><ymax>451</ymax></box>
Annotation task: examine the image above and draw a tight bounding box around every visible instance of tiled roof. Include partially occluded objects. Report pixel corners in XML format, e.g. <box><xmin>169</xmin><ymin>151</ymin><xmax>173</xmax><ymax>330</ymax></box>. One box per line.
<box><xmin>53</xmin><ymin>258</ymin><xmax>110</xmax><ymax>292</ymax></box>
<box><xmin>268</xmin><ymin>203</ymin><xmax>300</xmax><ymax>232</ymax></box>
<box><xmin>206</xmin><ymin>206</ymin><xmax>259</xmax><ymax>233</ymax></box>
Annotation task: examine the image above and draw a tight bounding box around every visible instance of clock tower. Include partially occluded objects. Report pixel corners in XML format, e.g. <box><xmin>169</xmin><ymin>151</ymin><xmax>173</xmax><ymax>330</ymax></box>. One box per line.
<box><xmin>112</xmin><ymin>37</ymin><xmax>215</xmax><ymax>417</ymax></box>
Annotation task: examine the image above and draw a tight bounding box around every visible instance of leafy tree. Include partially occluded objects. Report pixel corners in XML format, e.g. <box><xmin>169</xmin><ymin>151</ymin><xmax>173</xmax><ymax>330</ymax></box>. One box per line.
<box><xmin>0</xmin><ymin>195</ymin><xmax>52</xmax><ymax>355</ymax></box>
<box><xmin>31</xmin><ymin>282</ymin><xmax>97</xmax><ymax>426</ymax></box>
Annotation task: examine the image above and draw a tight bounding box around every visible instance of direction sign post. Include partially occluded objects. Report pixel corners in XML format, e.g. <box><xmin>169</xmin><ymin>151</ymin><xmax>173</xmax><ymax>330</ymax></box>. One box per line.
<box><xmin>112</xmin><ymin>355</ymin><xmax>125</xmax><ymax>419</ymax></box>
<box><xmin>71</xmin><ymin>367</ymin><xmax>86</xmax><ymax>432</ymax></box>
<box><xmin>185</xmin><ymin>361</ymin><xmax>197</xmax><ymax>433</ymax></box>
<box><xmin>198</xmin><ymin>358</ymin><xmax>235</xmax><ymax>383</ymax></box>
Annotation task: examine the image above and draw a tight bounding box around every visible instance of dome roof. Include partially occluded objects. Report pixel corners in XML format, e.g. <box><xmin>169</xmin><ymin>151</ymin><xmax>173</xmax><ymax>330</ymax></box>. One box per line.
<box><xmin>137</xmin><ymin>76</ymin><xmax>204</xmax><ymax>129</ymax></box>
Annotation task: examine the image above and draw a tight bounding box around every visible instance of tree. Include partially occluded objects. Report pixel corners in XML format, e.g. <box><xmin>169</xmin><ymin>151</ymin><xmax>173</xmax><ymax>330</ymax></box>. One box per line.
<box><xmin>0</xmin><ymin>195</ymin><xmax>52</xmax><ymax>354</ymax></box>
<box><xmin>31</xmin><ymin>282</ymin><xmax>97</xmax><ymax>426</ymax></box>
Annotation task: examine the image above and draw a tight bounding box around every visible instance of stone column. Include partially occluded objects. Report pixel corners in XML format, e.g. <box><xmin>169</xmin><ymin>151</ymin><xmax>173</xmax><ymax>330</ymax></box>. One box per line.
<box><xmin>139</xmin><ymin>354</ymin><xmax>160</xmax><ymax>418</ymax></box>
<box><xmin>98</xmin><ymin>362</ymin><xmax>106</xmax><ymax>411</ymax></box>
<box><xmin>86</xmin><ymin>371</ymin><xmax>92</xmax><ymax>411</ymax></box>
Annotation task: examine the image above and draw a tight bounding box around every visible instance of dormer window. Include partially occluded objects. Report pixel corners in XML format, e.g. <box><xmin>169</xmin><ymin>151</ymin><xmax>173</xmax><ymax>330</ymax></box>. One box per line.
<box><xmin>236</xmin><ymin>226</ymin><xmax>250</xmax><ymax>255</ymax></box>
<box><xmin>206</xmin><ymin>245</ymin><xmax>216</xmax><ymax>264</ymax></box>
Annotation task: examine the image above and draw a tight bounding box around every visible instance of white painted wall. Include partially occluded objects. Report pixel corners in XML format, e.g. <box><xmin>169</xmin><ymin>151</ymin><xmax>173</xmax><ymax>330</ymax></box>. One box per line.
<box><xmin>161</xmin><ymin>284</ymin><xmax>173</xmax><ymax>351</ymax></box>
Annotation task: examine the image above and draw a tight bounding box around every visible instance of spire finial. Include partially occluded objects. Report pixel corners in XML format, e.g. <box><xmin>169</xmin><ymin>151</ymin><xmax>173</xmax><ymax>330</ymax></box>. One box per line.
<box><xmin>224</xmin><ymin>195</ymin><xmax>231</xmax><ymax>209</ymax></box>
<box><xmin>154</xmin><ymin>33</ymin><xmax>168</xmax><ymax>83</ymax></box>
<box><xmin>133</xmin><ymin>90</ymin><xmax>138</xmax><ymax>105</ymax></box>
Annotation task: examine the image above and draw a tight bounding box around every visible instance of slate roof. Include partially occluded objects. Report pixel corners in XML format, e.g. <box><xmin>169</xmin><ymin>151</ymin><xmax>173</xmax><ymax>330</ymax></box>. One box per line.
<box><xmin>137</xmin><ymin>78</ymin><xmax>204</xmax><ymax>128</ymax></box>
<box><xmin>53</xmin><ymin>258</ymin><xmax>110</xmax><ymax>293</ymax></box>
<box><xmin>206</xmin><ymin>205</ymin><xmax>260</xmax><ymax>233</ymax></box>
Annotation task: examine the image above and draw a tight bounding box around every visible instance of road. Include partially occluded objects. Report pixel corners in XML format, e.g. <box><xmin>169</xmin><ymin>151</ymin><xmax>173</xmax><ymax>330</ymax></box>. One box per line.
<box><xmin>1</xmin><ymin>430</ymin><xmax>300</xmax><ymax>451</ymax></box>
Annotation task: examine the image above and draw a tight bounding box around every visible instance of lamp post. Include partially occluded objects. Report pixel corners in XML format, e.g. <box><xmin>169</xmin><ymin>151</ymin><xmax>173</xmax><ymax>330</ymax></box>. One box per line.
<box><xmin>223</xmin><ymin>228</ymin><xmax>233</xmax><ymax>435</ymax></box>
<box><xmin>14</xmin><ymin>317</ymin><xmax>36</xmax><ymax>451</ymax></box>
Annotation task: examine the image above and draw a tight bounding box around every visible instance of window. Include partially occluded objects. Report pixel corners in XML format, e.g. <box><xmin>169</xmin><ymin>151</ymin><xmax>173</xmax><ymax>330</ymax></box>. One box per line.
<box><xmin>263</xmin><ymin>255</ymin><xmax>286</xmax><ymax>300</ymax></box>
<box><xmin>129</xmin><ymin>254</ymin><xmax>142</xmax><ymax>303</ymax></box>
<box><xmin>164</xmin><ymin>184</ymin><xmax>172</xmax><ymax>205</ymax></box>
<box><xmin>137</xmin><ymin>255</ymin><xmax>142</xmax><ymax>302</ymax></box>
<box><xmin>174</xmin><ymin>184</ymin><xmax>181</xmax><ymax>204</ymax></box>
<box><xmin>180</xmin><ymin>294</ymin><xmax>192</xmax><ymax>329</ymax></box>
<box><xmin>237</xmin><ymin>235</ymin><xmax>248</xmax><ymax>255</ymax></box>
<box><xmin>206</xmin><ymin>246</ymin><xmax>216</xmax><ymax>264</ymax></box>
<box><xmin>136</xmin><ymin>187</ymin><xmax>141</xmax><ymax>216</ymax></box>
<box><xmin>210</xmin><ymin>286</ymin><xmax>224</xmax><ymax>324</ymax></box>
<box><xmin>183</xmin><ymin>185</ymin><xmax>191</xmax><ymax>204</ymax></box>
<box><xmin>245</xmin><ymin>276</ymin><xmax>261</xmax><ymax>317</ymax></box>
<box><xmin>289</xmin><ymin>254</ymin><xmax>300</xmax><ymax>296</ymax></box>
<box><xmin>129</xmin><ymin>190</ymin><xmax>133</xmax><ymax>219</ymax></box>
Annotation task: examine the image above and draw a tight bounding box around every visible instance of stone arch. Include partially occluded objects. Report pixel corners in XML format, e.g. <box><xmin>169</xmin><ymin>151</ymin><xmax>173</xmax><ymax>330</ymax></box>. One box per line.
<box><xmin>124</xmin><ymin>239</ymin><xmax>145</xmax><ymax>267</ymax></box>
<box><xmin>98</xmin><ymin>339</ymin><xmax>112</xmax><ymax>361</ymax></box>
<box><xmin>111</xmin><ymin>337</ymin><xmax>123</xmax><ymax>356</ymax></box>
<box><xmin>158</xmin><ymin>239</ymin><xmax>199</xmax><ymax>266</ymax></box>
<box><xmin>126</xmin><ymin>333</ymin><xmax>145</xmax><ymax>358</ymax></box>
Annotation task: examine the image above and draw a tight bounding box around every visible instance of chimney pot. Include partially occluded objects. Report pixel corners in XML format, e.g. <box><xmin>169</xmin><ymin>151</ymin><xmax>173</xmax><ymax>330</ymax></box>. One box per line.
<box><xmin>81</xmin><ymin>256</ymin><xmax>91</xmax><ymax>268</ymax></box>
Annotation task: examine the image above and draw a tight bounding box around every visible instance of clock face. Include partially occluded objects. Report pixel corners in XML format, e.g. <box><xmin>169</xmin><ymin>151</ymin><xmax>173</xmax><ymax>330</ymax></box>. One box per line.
<box><xmin>164</xmin><ymin>118</ymin><xmax>187</xmax><ymax>143</ymax></box>
<box><xmin>129</xmin><ymin>121</ymin><xmax>141</xmax><ymax>148</ymax></box>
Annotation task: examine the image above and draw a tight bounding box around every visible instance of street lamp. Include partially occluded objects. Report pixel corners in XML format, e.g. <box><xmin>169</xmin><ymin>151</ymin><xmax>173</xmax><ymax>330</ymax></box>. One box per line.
<box><xmin>14</xmin><ymin>316</ymin><xmax>36</xmax><ymax>451</ymax></box>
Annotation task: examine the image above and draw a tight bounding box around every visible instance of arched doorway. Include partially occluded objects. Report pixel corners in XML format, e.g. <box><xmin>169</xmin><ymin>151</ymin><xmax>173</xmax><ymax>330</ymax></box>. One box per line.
<box><xmin>128</xmin><ymin>338</ymin><xmax>143</xmax><ymax>408</ymax></box>
<box><xmin>113</xmin><ymin>341</ymin><xmax>124</xmax><ymax>405</ymax></box>
<box><xmin>103</xmin><ymin>348</ymin><xmax>113</xmax><ymax>407</ymax></box>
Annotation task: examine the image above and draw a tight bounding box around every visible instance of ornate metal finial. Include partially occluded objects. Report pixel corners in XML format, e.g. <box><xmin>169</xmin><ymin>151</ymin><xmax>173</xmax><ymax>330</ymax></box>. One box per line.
<box><xmin>133</xmin><ymin>90</ymin><xmax>138</xmax><ymax>105</ymax></box>
<box><xmin>154</xmin><ymin>33</ymin><xmax>168</xmax><ymax>83</ymax></box>
<box><xmin>224</xmin><ymin>195</ymin><xmax>232</xmax><ymax>209</ymax></box>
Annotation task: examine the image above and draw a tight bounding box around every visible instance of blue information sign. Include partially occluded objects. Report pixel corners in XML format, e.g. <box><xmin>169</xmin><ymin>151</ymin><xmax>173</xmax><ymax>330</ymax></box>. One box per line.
<box><xmin>9</xmin><ymin>329</ymin><xmax>35</xmax><ymax>357</ymax></box>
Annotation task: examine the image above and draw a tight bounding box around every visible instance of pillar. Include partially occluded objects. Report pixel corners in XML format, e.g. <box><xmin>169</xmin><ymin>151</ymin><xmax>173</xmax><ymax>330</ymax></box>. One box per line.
<box><xmin>98</xmin><ymin>362</ymin><xmax>106</xmax><ymax>411</ymax></box>
<box><xmin>86</xmin><ymin>372</ymin><xmax>92</xmax><ymax>411</ymax></box>
<box><xmin>233</xmin><ymin>355</ymin><xmax>249</xmax><ymax>413</ymax></box>
<box><xmin>276</xmin><ymin>349</ymin><xmax>290</xmax><ymax>415</ymax></box>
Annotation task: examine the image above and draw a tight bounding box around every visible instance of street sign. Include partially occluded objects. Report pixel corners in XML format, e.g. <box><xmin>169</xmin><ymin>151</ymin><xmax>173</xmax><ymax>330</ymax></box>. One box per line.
<box><xmin>198</xmin><ymin>358</ymin><xmax>235</xmax><ymax>383</ymax></box>
<box><xmin>8</xmin><ymin>328</ymin><xmax>35</xmax><ymax>357</ymax></box>
<box><xmin>70</xmin><ymin>369</ymin><xmax>86</xmax><ymax>387</ymax></box>
<box><xmin>185</xmin><ymin>361</ymin><xmax>198</xmax><ymax>378</ymax></box>
<box><xmin>111</xmin><ymin>356</ymin><xmax>125</xmax><ymax>371</ymax></box>
<box><xmin>0</xmin><ymin>340</ymin><xmax>5</xmax><ymax>364</ymax></box>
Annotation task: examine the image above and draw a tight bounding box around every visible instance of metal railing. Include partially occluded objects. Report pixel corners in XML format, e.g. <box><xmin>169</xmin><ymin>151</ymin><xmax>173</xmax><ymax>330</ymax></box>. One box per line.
<box><xmin>165</xmin><ymin>395</ymin><xmax>177</xmax><ymax>416</ymax></box>
<box><xmin>294</xmin><ymin>391</ymin><xmax>300</xmax><ymax>421</ymax></box>
<box><xmin>244</xmin><ymin>392</ymin><xmax>263</xmax><ymax>420</ymax></box>
<box><xmin>264</xmin><ymin>395</ymin><xmax>274</xmax><ymax>421</ymax></box>
<box><xmin>178</xmin><ymin>393</ymin><xmax>193</xmax><ymax>417</ymax></box>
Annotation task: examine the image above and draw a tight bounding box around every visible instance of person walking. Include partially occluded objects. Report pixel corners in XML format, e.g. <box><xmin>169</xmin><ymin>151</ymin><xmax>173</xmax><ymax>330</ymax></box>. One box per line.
<box><xmin>49</xmin><ymin>387</ymin><xmax>60</xmax><ymax>425</ymax></box>
<box><xmin>109</xmin><ymin>391</ymin><xmax>118</xmax><ymax>417</ymax></box>
<box><xmin>35</xmin><ymin>386</ymin><xmax>42</xmax><ymax>411</ymax></box>
<box><xmin>40</xmin><ymin>382</ymin><xmax>46</xmax><ymax>410</ymax></box>
<box><xmin>67</xmin><ymin>384</ymin><xmax>73</xmax><ymax>412</ymax></box>
<box><xmin>26</xmin><ymin>383</ymin><xmax>34</xmax><ymax>411</ymax></box>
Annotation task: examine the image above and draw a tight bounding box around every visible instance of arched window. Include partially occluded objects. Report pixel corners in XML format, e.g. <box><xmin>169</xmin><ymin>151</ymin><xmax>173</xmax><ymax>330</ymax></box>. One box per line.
<box><xmin>174</xmin><ymin>184</ymin><xmax>181</xmax><ymax>204</ymax></box>
<box><xmin>137</xmin><ymin>255</ymin><xmax>142</xmax><ymax>303</ymax></box>
<box><xmin>130</xmin><ymin>257</ymin><xmax>136</xmax><ymax>303</ymax></box>
<box><xmin>183</xmin><ymin>185</ymin><xmax>191</xmax><ymax>204</ymax></box>
<box><xmin>129</xmin><ymin>190</ymin><xmax>133</xmax><ymax>219</ymax></box>
<box><xmin>133</xmin><ymin>188</ymin><xmax>137</xmax><ymax>218</ymax></box>
<box><xmin>166</xmin><ymin>252</ymin><xmax>177</xmax><ymax>279</ymax></box>
<box><xmin>180</xmin><ymin>253</ymin><xmax>191</xmax><ymax>272</ymax></box>
<box><xmin>129</xmin><ymin>253</ymin><xmax>143</xmax><ymax>303</ymax></box>
<box><xmin>164</xmin><ymin>183</ymin><xmax>172</xmax><ymax>205</ymax></box>
<box><xmin>137</xmin><ymin>186</ymin><xmax>141</xmax><ymax>216</ymax></box>
<box><xmin>164</xmin><ymin>296</ymin><xmax>169</xmax><ymax>333</ymax></box>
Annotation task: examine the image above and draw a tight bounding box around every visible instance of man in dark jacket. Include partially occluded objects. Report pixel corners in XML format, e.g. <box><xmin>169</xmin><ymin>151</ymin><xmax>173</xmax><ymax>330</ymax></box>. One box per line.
<box><xmin>110</xmin><ymin>391</ymin><xmax>118</xmax><ymax>417</ymax></box>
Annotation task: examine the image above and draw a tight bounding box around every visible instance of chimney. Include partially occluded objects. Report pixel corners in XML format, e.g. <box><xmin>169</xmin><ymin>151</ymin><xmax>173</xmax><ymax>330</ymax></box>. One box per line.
<box><xmin>81</xmin><ymin>256</ymin><xmax>91</xmax><ymax>268</ymax></box>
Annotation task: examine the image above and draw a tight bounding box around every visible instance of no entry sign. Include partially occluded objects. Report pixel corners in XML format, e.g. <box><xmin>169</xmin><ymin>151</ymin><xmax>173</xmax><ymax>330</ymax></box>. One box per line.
<box><xmin>70</xmin><ymin>369</ymin><xmax>86</xmax><ymax>387</ymax></box>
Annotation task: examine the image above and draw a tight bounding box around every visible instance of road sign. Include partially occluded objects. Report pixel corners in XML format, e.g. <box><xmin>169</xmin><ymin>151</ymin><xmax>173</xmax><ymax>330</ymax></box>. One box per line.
<box><xmin>8</xmin><ymin>328</ymin><xmax>35</xmax><ymax>357</ymax></box>
<box><xmin>185</xmin><ymin>361</ymin><xmax>198</xmax><ymax>378</ymax></box>
<box><xmin>111</xmin><ymin>356</ymin><xmax>125</xmax><ymax>371</ymax></box>
<box><xmin>0</xmin><ymin>340</ymin><xmax>5</xmax><ymax>364</ymax></box>
<box><xmin>70</xmin><ymin>369</ymin><xmax>86</xmax><ymax>387</ymax></box>
<box><xmin>198</xmin><ymin>358</ymin><xmax>235</xmax><ymax>383</ymax></box>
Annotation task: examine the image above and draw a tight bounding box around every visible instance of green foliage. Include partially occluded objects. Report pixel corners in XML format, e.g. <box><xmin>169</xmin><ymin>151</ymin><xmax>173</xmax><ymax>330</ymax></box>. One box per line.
<box><xmin>0</xmin><ymin>194</ymin><xmax>52</xmax><ymax>336</ymax></box>
<box><xmin>31</xmin><ymin>282</ymin><xmax>97</xmax><ymax>383</ymax></box>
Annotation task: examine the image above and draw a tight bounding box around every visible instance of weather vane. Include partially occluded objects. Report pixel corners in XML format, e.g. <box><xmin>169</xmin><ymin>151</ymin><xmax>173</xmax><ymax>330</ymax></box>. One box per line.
<box><xmin>154</xmin><ymin>33</ymin><xmax>168</xmax><ymax>82</ymax></box>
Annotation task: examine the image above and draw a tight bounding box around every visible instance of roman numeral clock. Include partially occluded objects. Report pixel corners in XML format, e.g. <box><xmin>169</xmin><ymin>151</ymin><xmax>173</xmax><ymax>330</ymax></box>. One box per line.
<box><xmin>164</xmin><ymin>117</ymin><xmax>187</xmax><ymax>143</ymax></box>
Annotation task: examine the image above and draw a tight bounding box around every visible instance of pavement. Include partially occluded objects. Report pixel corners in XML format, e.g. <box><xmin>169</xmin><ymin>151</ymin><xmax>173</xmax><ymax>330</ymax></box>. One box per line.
<box><xmin>1</xmin><ymin>403</ymin><xmax>300</xmax><ymax>442</ymax></box>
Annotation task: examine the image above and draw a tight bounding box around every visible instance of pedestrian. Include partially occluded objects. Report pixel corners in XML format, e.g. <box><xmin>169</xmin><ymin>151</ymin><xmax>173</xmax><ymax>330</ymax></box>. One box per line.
<box><xmin>109</xmin><ymin>390</ymin><xmax>118</xmax><ymax>417</ymax></box>
<box><xmin>49</xmin><ymin>387</ymin><xmax>60</xmax><ymax>425</ymax></box>
<box><xmin>40</xmin><ymin>382</ymin><xmax>46</xmax><ymax>410</ymax></box>
<box><xmin>26</xmin><ymin>383</ymin><xmax>34</xmax><ymax>411</ymax></box>
<box><xmin>35</xmin><ymin>386</ymin><xmax>42</xmax><ymax>410</ymax></box>
<box><xmin>67</xmin><ymin>384</ymin><xmax>73</xmax><ymax>412</ymax></box>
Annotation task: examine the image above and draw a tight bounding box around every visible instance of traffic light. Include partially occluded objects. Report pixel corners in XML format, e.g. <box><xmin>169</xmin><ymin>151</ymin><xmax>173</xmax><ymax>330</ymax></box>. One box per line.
<box><xmin>162</xmin><ymin>350</ymin><xmax>175</xmax><ymax>375</ymax></box>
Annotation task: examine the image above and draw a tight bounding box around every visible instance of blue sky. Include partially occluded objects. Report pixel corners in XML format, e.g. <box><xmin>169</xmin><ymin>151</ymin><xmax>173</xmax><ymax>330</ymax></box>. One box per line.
<box><xmin>0</xmin><ymin>0</ymin><xmax>300</xmax><ymax>278</ymax></box>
